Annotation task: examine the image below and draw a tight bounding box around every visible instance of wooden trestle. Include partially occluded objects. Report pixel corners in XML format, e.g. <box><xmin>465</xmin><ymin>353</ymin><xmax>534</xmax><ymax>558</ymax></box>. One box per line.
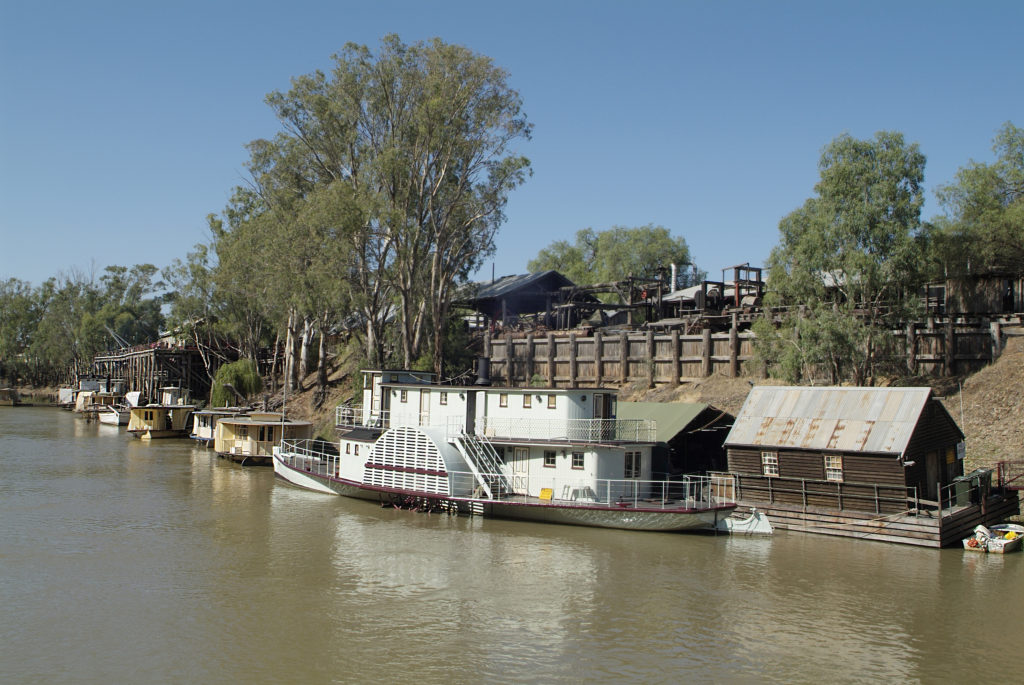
<box><xmin>92</xmin><ymin>347</ymin><xmax>210</xmax><ymax>402</ymax></box>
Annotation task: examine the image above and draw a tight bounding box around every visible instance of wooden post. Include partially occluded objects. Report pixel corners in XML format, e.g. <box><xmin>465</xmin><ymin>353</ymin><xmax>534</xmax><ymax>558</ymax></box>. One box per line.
<box><xmin>546</xmin><ymin>332</ymin><xmax>556</xmax><ymax>388</ymax></box>
<box><xmin>944</xmin><ymin>319</ymin><xmax>955</xmax><ymax>376</ymax></box>
<box><xmin>619</xmin><ymin>331</ymin><xmax>629</xmax><ymax>385</ymax></box>
<box><xmin>594</xmin><ymin>331</ymin><xmax>604</xmax><ymax>387</ymax></box>
<box><xmin>991</xmin><ymin>320</ymin><xmax>1002</xmax><ymax>358</ymax></box>
<box><xmin>568</xmin><ymin>333</ymin><xmax>578</xmax><ymax>389</ymax></box>
<box><xmin>729</xmin><ymin>313</ymin><xmax>739</xmax><ymax>378</ymax></box>
<box><xmin>525</xmin><ymin>333</ymin><xmax>535</xmax><ymax>386</ymax></box>
<box><xmin>702</xmin><ymin>327</ymin><xmax>712</xmax><ymax>377</ymax></box>
<box><xmin>646</xmin><ymin>330</ymin><xmax>655</xmax><ymax>388</ymax></box>
<box><xmin>906</xmin><ymin>322</ymin><xmax>917</xmax><ymax>374</ymax></box>
<box><xmin>670</xmin><ymin>329</ymin><xmax>680</xmax><ymax>387</ymax></box>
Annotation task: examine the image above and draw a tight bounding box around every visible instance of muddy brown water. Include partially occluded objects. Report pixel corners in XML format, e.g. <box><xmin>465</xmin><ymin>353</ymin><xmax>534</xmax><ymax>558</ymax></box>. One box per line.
<box><xmin>1</xmin><ymin>407</ymin><xmax>1020</xmax><ymax>683</ymax></box>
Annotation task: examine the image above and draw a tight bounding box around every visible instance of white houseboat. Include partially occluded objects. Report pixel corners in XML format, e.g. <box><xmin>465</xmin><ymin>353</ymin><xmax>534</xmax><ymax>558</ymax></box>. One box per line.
<box><xmin>215</xmin><ymin>412</ymin><xmax>312</xmax><ymax>465</ymax></box>
<box><xmin>274</xmin><ymin>370</ymin><xmax>752</xmax><ymax>532</ymax></box>
<box><xmin>190</xmin><ymin>407</ymin><xmax>248</xmax><ymax>446</ymax></box>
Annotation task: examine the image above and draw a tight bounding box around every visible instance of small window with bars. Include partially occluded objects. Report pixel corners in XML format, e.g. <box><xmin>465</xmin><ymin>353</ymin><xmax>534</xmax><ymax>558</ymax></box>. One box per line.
<box><xmin>761</xmin><ymin>451</ymin><xmax>779</xmax><ymax>477</ymax></box>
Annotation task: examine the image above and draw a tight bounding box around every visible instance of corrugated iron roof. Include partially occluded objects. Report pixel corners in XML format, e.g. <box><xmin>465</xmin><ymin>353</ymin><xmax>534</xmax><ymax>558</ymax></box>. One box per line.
<box><xmin>724</xmin><ymin>386</ymin><xmax>934</xmax><ymax>456</ymax></box>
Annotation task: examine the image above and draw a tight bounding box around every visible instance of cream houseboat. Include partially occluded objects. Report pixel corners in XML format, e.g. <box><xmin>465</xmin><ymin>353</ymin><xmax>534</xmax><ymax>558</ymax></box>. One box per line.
<box><xmin>127</xmin><ymin>386</ymin><xmax>194</xmax><ymax>439</ymax></box>
<box><xmin>215</xmin><ymin>412</ymin><xmax>312</xmax><ymax>466</ymax></box>
<box><xmin>273</xmin><ymin>370</ymin><xmax>752</xmax><ymax>532</ymax></box>
<box><xmin>127</xmin><ymin>405</ymin><xmax>195</xmax><ymax>439</ymax></box>
<box><xmin>190</xmin><ymin>407</ymin><xmax>247</xmax><ymax>446</ymax></box>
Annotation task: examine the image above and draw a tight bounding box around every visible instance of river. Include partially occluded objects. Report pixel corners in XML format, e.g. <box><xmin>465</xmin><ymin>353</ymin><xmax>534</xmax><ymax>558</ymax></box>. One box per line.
<box><xmin>0</xmin><ymin>407</ymin><xmax>1020</xmax><ymax>684</ymax></box>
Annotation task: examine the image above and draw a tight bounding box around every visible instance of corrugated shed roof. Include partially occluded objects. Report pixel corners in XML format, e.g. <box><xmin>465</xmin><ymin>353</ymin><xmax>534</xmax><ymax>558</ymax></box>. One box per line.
<box><xmin>468</xmin><ymin>270</ymin><xmax>574</xmax><ymax>300</ymax></box>
<box><xmin>617</xmin><ymin>402</ymin><xmax>709</xmax><ymax>443</ymax></box>
<box><xmin>724</xmin><ymin>386</ymin><xmax>935</xmax><ymax>456</ymax></box>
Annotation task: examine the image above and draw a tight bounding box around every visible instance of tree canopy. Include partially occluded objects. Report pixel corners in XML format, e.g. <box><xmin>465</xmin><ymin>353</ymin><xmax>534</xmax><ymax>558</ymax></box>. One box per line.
<box><xmin>756</xmin><ymin>131</ymin><xmax>927</xmax><ymax>384</ymax></box>
<box><xmin>528</xmin><ymin>224</ymin><xmax>695</xmax><ymax>287</ymax></box>
<box><xmin>928</xmin><ymin>121</ymin><xmax>1024</xmax><ymax>276</ymax></box>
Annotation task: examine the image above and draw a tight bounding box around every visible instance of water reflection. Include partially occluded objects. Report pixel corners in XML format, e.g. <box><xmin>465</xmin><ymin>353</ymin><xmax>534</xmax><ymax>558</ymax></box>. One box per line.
<box><xmin>1</xmin><ymin>407</ymin><xmax>1021</xmax><ymax>684</ymax></box>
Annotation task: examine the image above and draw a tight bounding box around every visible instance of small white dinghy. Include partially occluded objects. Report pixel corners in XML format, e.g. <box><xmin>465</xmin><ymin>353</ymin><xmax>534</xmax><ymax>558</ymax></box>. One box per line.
<box><xmin>963</xmin><ymin>524</ymin><xmax>1023</xmax><ymax>554</ymax></box>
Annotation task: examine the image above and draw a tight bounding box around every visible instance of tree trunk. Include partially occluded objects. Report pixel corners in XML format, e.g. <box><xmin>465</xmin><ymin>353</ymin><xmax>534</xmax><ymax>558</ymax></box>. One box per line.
<box><xmin>299</xmin><ymin>315</ymin><xmax>313</xmax><ymax>391</ymax></box>
<box><xmin>284</xmin><ymin>309</ymin><xmax>297</xmax><ymax>393</ymax></box>
<box><xmin>316</xmin><ymin>320</ymin><xmax>328</xmax><ymax>393</ymax></box>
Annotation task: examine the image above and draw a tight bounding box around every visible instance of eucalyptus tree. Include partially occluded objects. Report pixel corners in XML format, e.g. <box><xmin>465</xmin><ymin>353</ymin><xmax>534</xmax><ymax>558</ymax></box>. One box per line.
<box><xmin>929</xmin><ymin>121</ymin><xmax>1024</xmax><ymax>276</ymax></box>
<box><xmin>756</xmin><ymin>131</ymin><xmax>927</xmax><ymax>384</ymax></box>
<box><xmin>529</xmin><ymin>224</ymin><xmax>697</xmax><ymax>286</ymax></box>
<box><xmin>260</xmin><ymin>34</ymin><xmax>532</xmax><ymax>375</ymax></box>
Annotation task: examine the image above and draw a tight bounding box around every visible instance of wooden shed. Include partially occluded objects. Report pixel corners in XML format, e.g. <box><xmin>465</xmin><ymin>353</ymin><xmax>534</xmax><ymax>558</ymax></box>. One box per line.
<box><xmin>724</xmin><ymin>386</ymin><xmax>1019</xmax><ymax>546</ymax></box>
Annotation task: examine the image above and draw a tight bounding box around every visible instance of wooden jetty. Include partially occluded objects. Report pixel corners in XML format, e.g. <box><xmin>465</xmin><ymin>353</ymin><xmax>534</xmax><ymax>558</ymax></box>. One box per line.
<box><xmin>92</xmin><ymin>346</ymin><xmax>210</xmax><ymax>404</ymax></box>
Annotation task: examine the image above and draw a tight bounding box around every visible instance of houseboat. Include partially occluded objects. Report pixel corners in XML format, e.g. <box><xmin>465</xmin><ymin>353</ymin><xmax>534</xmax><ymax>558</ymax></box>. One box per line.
<box><xmin>215</xmin><ymin>412</ymin><xmax>312</xmax><ymax>465</ymax></box>
<box><xmin>190</xmin><ymin>407</ymin><xmax>248</xmax><ymax>446</ymax></box>
<box><xmin>127</xmin><ymin>404</ymin><xmax>195</xmax><ymax>439</ymax></box>
<box><xmin>126</xmin><ymin>386</ymin><xmax>194</xmax><ymax>440</ymax></box>
<box><xmin>273</xmin><ymin>370</ymin><xmax>752</xmax><ymax>532</ymax></box>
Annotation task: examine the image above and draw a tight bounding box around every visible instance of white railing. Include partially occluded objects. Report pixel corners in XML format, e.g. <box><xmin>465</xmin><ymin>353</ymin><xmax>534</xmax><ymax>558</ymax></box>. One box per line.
<box><xmin>335</xmin><ymin>404</ymin><xmax>390</xmax><ymax>429</ymax></box>
<box><xmin>278</xmin><ymin>438</ymin><xmax>342</xmax><ymax>478</ymax></box>
<box><xmin>448</xmin><ymin>471</ymin><xmax>735</xmax><ymax>508</ymax></box>
<box><xmin>475</xmin><ymin>416</ymin><xmax>656</xmax><ymax>443</ymax></box>
<box><xmin>277</xmin><ymin>438</ymin><xmax>736</xmax><ymax>509</ymax></box>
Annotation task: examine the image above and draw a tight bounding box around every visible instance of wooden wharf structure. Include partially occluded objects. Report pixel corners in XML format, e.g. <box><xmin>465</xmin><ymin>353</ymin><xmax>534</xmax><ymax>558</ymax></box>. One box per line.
<box><xmin>92</xmin><ymin>346</ymin><xmax>210</xmax><ymax>403</ymax></box>
<box><xmin>484</xmin><ymin>316</ymin><xmax>1023</xmax><ymax>388</ymax></box>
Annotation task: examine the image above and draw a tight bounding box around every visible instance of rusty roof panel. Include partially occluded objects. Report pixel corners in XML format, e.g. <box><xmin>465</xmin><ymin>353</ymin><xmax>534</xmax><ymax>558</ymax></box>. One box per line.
<box><xmin>725</xmin><ymin>386</ymin><xmax>933</xmax><ymax>456</ymax></box>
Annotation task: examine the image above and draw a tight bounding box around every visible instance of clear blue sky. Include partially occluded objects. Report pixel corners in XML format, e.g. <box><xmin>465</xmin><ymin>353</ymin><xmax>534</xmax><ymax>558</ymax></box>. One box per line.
<box><xmin>1</xmin><ymin>0</ymin><xmax>1021</xmax><ymax>287</ymax></box>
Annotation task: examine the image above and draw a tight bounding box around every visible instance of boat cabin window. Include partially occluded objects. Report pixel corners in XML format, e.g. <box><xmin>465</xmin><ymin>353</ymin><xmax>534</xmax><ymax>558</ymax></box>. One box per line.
<box><xmin>354</xmin><ymin>444</ymin><xmax>359</xmax><ymax>456</ymax></box>
<box><xmin>346</xmin><ymin>443</ymin><xmax>351</xmax><ymax>454</ymax></box>
<box><xmin>547</xmin><ymin>394</ymin><xmax>556</xmax><ymax>409</ymax></box>
<box><xmin>236</xmin><ymin>426</ymin><xmax>248</xmax><ymax>438</ymax></box>
<box><xmin>543</xmin><ymin>450</ymin><xmax>556</xmax><ymax>467</ymax></box>
<box><xmin>400</xmin><ymin>390</ymin><xmax>408</xmax><ymax>403</ymax></box>
<box><xmin>523</xmin><ymin>394</ymin><xmax>532</xmax><ymax>408</ymax></box>
<box><xmin>824</xmin><ymin>454</ymin><xmax>843</xmax><ymax>482</ymax></box>
<box><xmin>499</xmin><ymin>393</ymin><xmax>508</xmax><ymax>408</ymax></box>
<box><xmin>439</xmin><ymin>392</ymin><xmax>448</xmax><ymax>405</ymax></box>
<box><xmin>572</xmin><ymin>452</ymin><xmax>584</xmax><ymax>469</ymax></box>
<box><xmin>761</xmin><ymin>451</ymin><xmax>779</xmax><ymax>477</ymax></box>
<box><xmin>493</xmin><ymin>446</ymin><xmax>505</xmax><ymax>463</ymax></box>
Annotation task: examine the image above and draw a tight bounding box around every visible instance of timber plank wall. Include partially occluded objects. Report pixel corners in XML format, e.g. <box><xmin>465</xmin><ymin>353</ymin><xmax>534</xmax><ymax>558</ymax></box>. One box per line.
<box><xmin>485</xmin><ymin>317</ymin><xmax>1024</xmax><ymax>388</ymax></box>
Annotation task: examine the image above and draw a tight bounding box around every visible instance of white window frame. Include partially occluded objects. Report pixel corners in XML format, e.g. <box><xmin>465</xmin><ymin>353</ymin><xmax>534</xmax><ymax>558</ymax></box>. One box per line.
<box><xmin>824</xmin><ymin>454</ymin><xmax>844</xmax><ymax>482</ymax></box>
<box><xmin>761</xmin><ymin>451</ymin><xmax>779</xmax><ymax>477</ymax></box>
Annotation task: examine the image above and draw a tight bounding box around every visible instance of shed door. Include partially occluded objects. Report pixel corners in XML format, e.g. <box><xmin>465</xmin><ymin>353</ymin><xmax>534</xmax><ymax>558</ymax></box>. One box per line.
<box><xmin>924</xmin><ymin>451</ymin><xmax>939</xmax><ymax>500</ymax></box>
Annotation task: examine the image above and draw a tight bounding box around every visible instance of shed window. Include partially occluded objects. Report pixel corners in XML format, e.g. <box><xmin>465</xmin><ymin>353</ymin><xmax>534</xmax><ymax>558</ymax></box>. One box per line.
<box><xmin>543</xmin><ymin>450</ymin><xmax>556</xmax><ymax>467</ymax></box>
<box><xmin>824</xmin><ymin>455</ymin><xmax>844</xmax><ymax>482</ymax></box>
<box><xmin>761</xmin><ymin>451</ymin><xmax>779</xmax><ymax>477</ymax></box>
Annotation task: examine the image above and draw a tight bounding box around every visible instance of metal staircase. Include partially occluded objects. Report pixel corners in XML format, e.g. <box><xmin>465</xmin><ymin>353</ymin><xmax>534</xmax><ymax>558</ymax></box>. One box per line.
<box><xmin>453</xmin><ymin>432</ymin><xmax>513</xmax><ymax>500</ymax></box>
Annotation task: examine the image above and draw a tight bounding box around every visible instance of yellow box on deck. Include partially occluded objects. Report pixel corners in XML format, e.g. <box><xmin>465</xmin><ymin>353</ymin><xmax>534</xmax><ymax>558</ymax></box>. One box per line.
<box><xmin>539</xmin><ymin>488</ymin><xmax>553</xmax><ymax>501</ymax></box>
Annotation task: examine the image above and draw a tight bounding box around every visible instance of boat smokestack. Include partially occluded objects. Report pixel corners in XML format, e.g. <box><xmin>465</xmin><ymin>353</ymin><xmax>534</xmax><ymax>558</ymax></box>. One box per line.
<box><xmin>474</xmin><ymin>357</ymin><xmax>492</xmax><ymax>386</ymax></box>
<box><xmin>670</xmin><ymin>263</ymin><xmax>677</xmax><ymax>290</ymax></box>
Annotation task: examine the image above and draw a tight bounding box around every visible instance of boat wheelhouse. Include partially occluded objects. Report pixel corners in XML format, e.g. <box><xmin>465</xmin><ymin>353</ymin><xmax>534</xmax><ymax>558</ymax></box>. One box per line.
<box><xmin>274</xmin><ymin>370</ymin><xmax>751</xmax><ymax>532</ymax></box>
<box><xmin>215</xmin><ymin>412</ymin><xmax>312</xmax><ymax>465</ymax></box>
